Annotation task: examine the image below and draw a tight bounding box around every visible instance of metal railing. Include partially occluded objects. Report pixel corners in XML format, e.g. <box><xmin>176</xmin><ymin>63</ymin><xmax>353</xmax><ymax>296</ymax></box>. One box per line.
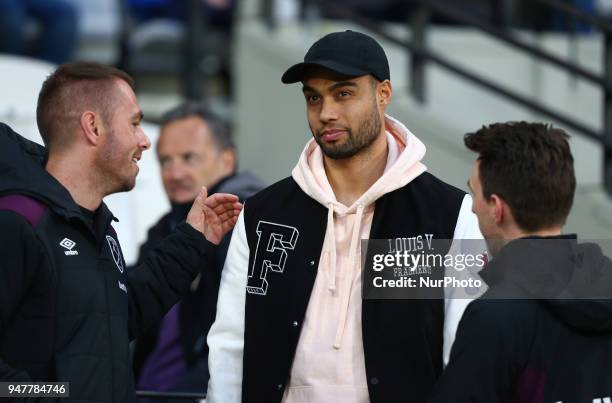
<box><xmin>261</xmin><ymin>0</ymin><xmax>612</xmax><ymax>195</ymax></box>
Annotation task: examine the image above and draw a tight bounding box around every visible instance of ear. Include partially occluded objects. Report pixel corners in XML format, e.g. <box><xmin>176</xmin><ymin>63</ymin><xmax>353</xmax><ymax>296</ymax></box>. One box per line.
<box><xmin>79</xmin><ymin>111</ymin><xmax>101</xmax><ymax>146</ymax></box>
<box><xmin>377</xmin><ymin>79</ymin><xmax>393</xmax><ymax>107</ymax></box>
<box><xmin>489</xmin><ymin>194</ymin><xmax>506</xmax><ymax>225</ymax></box>
<box><xmin>220</xmin><ymin>149</ymin><xmax>236</xmax><ymax>175</ymax></box>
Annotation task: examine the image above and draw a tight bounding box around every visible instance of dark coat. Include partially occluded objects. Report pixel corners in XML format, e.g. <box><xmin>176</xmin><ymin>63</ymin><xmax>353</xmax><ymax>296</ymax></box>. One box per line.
<box><xmin>0</xmin><ymin>123</ymin><xmax>213</xmax><ymax>402</ymax></box>
<box><xmin>429</xmin><ymin>236</ymin><xmax>612</xmax><ymax>403</ymax></box>
<box><xmin>131</xmin><ymin>172</ymin><xmax>263</xmax><ymax>396</ymax></box>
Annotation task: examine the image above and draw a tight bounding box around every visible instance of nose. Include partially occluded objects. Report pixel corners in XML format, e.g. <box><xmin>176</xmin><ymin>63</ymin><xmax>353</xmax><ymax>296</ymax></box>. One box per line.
<box><xmin>166</xmin><ymin>161</ymin><xmax>186</xmax><ymax>181</ymax></box>
<box><xmin>319</xmin><ymin>99</ymin><xmax>339</xmax><ymax>123</ymax></box>
<box><xmin>138</xmin><ymin>127</ymin><xmax>151</xmax><ymax>151</ymax></box>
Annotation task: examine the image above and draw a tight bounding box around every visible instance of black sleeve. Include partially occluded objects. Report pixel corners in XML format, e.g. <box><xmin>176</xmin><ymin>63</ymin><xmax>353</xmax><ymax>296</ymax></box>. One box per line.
<box><xmin>428</xmin><ymin>299</ymin><xmax>532</xmax><ymax>403</ymax></box>
<box><xmin>0</xmin><ymin>211</ymin><xmax>43</xmax><ymax>382</ymax></box>
<box><xmin>129</xmin><ymin>218</ymin><xmax>167</xmax><ymax>272</ymax></box>
<box><xmin>127</xmin><ymin>222</ymin><xmax>214</xmax><ymax>340</ymax></box>
<box><xmin>130</xmin><ymin>236</ymin><xmax>150</xmax><ymax>271</ymax></box>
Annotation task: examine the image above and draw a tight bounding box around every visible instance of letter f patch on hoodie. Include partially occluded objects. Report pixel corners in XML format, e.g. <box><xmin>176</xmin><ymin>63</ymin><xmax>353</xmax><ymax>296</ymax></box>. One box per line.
<box><xmin>247</xmin><ymin>221</ymin><xmax>300</xmax><ymax>295</ymax></box>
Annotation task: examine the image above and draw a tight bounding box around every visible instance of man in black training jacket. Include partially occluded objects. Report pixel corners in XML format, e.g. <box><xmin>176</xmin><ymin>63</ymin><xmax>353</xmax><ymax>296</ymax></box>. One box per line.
<box><xmin>0</xmin><ymin>62</ymin><xmax>241</xmax><ymax>403</ymax></box>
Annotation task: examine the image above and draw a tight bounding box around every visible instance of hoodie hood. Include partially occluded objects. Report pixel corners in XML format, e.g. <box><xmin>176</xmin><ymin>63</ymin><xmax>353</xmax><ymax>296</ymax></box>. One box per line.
<box><xmin>482</xmin><ymin>236</ymin><xmax>612</xmax><ymax>333</ymax></box>
<box><xmin>0</xmin><ymin>122</ymin><xmax>115</xmax><ymax>234</ymax></box>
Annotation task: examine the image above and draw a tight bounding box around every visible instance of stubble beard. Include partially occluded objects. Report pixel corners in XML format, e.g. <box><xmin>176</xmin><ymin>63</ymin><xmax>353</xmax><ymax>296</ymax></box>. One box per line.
<box><xmin>98</xmin><ymin>129</ymin><xmax>137</xmax><ymax>196</ymax></box>
<box><xmin>313</xmin><ymin>103</ymin><xmax>382</xmax><ymax>160</ymax></box>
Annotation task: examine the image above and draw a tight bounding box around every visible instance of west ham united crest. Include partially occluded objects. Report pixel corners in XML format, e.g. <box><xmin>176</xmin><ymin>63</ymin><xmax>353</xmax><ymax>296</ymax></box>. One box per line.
<box><xmin>106</xmin><ymin>236</ymin><xmax>125</xmax><ymax>273</ymax></box>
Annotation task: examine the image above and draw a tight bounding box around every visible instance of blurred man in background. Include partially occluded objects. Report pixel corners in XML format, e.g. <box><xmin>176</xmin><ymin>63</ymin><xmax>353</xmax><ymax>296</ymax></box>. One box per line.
<box><xmin>132</xmin><ymin>103</ymin><xmax>263</xmax><ymax>399</ymax></box>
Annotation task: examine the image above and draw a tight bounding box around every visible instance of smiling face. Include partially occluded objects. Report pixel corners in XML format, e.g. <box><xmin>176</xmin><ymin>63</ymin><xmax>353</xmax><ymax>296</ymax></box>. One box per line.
<box><xmin>302</xmin><ymin>70</ymin><xmax>387</xmax><ymax>160</ymax></box>
<box><xmin>96</xmin><ymin>79</ymin><xmax>150</xmax><ymax>194</ymax></box>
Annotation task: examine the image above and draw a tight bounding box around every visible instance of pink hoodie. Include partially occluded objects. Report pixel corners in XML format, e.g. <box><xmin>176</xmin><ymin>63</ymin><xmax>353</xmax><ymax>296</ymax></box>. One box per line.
<box><xmin>283</xmin><ymin>115</ymin><xmax>427</xmax><ymax>402</ymax></box>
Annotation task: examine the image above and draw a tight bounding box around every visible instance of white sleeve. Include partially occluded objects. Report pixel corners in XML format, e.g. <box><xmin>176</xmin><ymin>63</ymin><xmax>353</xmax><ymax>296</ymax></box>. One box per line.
<box><xmin>443</xmin><ymin>194</ymin><xmax>487</xmax><ymax>366</ymax></box>
<box><xmin>206</xmin><ymin>210</ymin><xmax>249</xmax><ymax>403</ymax></box>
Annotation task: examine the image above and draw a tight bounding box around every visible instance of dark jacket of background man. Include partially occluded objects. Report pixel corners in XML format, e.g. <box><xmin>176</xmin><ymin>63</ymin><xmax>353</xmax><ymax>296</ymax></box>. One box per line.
<box><xmin>131</xmin><ymin>172</ymin><xmax>262</xmax><ymax>396</ymax></box>
<box><xmin>429</xmin><ymin>121</ymin><xmax>612</xmax><ymax>403</ymax></box>
<box><xmin>428</xmin><ymin>236</ymin><xmax>612</xmax><ymax>403</ymax></box>
<box><xmin>130</xmin><ymin>104</ymin><xmax>264</xmax><ymax>398</ymax></box>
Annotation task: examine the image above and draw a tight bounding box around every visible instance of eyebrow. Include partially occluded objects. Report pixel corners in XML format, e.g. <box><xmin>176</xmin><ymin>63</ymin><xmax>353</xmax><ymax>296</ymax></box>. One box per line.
<box><xmin>302</xmin><ymin>81</ymin><xmax>359</xmax><ymax>93</ymax></box>
<box><xmin>133</xmin><ymin>111</ymin><xmax>144</xmax><ymax>121</ymax></box>
<box><xmin>329</xmin><ymin>81</ymin><xmax>358</xmax><ymax>91</ymax></box>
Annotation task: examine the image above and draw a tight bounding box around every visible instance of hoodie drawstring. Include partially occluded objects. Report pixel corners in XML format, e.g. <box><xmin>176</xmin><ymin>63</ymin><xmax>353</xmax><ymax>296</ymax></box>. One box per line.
<box><xmin>333</xmin><ymin>204</ymin><xmax>365</xmax><ymax>349</ymax></box>
<box><xmin>326</xmin><ymin>203</ymin><xmax>337</xmax><ymax>292</ymax></box>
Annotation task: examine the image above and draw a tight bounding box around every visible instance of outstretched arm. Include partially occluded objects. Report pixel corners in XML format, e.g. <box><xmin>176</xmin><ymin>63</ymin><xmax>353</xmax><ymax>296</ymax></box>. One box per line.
<box><xmin>127</xmin><ymin>188</ymin><xmax>242</xmax><ymax>339</ymax></box>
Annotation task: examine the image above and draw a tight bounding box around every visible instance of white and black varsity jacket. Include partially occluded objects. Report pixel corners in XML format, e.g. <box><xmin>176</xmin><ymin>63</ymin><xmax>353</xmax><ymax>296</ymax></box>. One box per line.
<box><xmin>207</xmin><ymin>170</ymin><xmax>483</xmax><ymax>403</ymax></box>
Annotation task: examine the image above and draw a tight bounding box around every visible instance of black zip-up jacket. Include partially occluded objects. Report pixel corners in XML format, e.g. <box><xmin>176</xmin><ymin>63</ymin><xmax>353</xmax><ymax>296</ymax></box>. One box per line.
<box><xmin>0</xmin><ymin>123</ymin><xmax>214</xmax><ymax>402</ymax></box>
<box><xmin>429</xmin><ymin>236</ymin><xmax>612</xmax><ymax>403</ymax></box>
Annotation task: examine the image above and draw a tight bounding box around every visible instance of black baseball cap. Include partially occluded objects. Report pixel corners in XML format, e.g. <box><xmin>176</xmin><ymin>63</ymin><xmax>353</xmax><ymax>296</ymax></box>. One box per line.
<box><xmin>281</xmin><ymin>30</ymin><xmax>390</xmax><ymax>84</ymax></box>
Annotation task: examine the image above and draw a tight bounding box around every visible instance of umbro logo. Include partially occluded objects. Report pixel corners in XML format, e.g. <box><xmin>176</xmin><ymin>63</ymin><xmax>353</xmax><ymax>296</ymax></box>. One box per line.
<box><xmin>59</xmin><ymin>238</ymin><xmax>79</xmax><ymax>256</ymax></box>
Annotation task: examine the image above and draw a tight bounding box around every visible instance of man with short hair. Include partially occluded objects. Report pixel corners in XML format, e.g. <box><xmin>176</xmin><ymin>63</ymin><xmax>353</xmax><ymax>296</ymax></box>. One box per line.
<box><xmin>0</xmin><ymin>62</ymin><xmax>241</xmax><ymax>402</ymax></box>
<box><xmin>207</xmin><ymin>30</ymin><xmax>482</xmax><ymax>403</ymax></box>
<box><xmin>428</xmin><ymin>122</ymin><xmax>612</xmax><ymax>402</ymax></box>
<box><xmin>132</xmin><ymin>103</ymin><xmax>263</xmax><ymax>397</ymax></box>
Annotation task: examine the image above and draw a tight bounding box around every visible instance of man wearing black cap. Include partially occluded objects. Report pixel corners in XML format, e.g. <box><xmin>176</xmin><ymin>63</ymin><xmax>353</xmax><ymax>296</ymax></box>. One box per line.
<box><xmin>207</xmin><ymin>30</ymin><xmax>483</xmax><ymax>403</ymax></box>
